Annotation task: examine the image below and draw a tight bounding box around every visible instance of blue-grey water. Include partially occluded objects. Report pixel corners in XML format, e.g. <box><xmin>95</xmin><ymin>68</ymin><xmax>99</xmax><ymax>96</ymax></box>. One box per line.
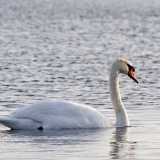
<box><xmin>0</xmin><ymin>0</ymin><xmax>160</xmax><ymax>159</ymax></box>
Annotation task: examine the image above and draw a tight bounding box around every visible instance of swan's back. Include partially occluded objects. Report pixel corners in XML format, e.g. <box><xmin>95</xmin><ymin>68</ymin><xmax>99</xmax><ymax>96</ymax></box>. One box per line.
<box><xmin>10</xmin><ymin>99</ymin><xmax>113</xmax><ymax>129</ymax></box>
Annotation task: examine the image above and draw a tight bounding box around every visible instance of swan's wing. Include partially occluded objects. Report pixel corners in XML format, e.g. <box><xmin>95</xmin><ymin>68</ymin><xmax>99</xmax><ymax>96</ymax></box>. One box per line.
<box><xmin>11</xmin><ymin>99</ymin><xmax>57</xmax><ymax>117</ymax></box>
<box><xmin>11</xmin><ymin>99</ymin><xmax>112</xmax><ymax>129</ymax></box>
<box><xmin>12</xmin><ymin>99</ymin><xmax>93</xmax><ymax>118</ymax></box>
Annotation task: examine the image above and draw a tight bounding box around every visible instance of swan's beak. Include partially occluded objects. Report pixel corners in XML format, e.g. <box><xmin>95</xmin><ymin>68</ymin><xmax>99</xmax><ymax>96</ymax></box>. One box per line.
<box><xmin>128</xmin><ymin>69</ymin><xmax>138</xmax><ymax>83</ymax></box>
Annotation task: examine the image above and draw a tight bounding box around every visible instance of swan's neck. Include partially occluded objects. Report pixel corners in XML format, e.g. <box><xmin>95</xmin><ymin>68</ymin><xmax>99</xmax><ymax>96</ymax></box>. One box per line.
<box><xmin>109</xmin><ymin>68</ymin><xmax>129</xmax><ymax>127</ymax></box>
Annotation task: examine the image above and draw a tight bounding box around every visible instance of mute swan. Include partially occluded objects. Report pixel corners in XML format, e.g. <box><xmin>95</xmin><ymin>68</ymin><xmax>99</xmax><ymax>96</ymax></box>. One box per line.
<box><xmin>0</xmin><ymin>58</ymin><xmax>138</xmax><ymax>130</ymax></box>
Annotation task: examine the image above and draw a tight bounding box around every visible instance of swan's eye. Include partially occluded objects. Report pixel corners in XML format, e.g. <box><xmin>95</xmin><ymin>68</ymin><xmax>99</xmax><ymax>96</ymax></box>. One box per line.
<box><xmin>127</xmin><ymin>64</ymin><xmax>135</xmax><ymax>72</ymax></box>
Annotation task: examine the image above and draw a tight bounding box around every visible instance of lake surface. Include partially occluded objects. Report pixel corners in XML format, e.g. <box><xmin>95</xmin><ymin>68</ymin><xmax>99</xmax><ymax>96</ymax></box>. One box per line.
<box><xmin>0</xmin><ymin>0</ymin><xmax>160</xmax><ymax>159</ymax></box>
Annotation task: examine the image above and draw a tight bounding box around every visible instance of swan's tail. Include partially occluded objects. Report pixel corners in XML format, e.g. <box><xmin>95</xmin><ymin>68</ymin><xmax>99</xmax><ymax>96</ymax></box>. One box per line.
<box><xmin>0</xmin><ymin>116</ymin><xmax>41</xmax><ymax>129</ymax></box>
<box><xmin>0</xmin><ymin>116</ymin><xmax>19</xmax><ymax>129</ymax></box>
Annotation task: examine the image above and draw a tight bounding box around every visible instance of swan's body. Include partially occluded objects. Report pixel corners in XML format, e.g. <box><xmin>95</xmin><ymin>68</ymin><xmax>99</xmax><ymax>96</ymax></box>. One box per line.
<box><xmin>0</xmin><ymin>100</ymin><xmax>113</xmax><ymax>129</ymax></box>
<box><xmin>0</xmin><ymin>58</ymin><xmax>138</xmax><ymax>130</ymax></box>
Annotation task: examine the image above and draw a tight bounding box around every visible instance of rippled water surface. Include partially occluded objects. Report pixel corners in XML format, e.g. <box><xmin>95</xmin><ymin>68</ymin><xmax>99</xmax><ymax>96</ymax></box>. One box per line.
<box><xmin>0</xmin><ymin>0</ymin><xmax>160</xmax><ymax>159</ymax></box>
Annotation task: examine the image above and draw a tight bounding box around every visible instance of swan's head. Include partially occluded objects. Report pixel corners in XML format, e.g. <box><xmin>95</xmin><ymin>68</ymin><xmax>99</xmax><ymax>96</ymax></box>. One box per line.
<box><xmin>114</xmin><ymin>58</ymin><xmax>138</xmax><ymax>83</ymax></box>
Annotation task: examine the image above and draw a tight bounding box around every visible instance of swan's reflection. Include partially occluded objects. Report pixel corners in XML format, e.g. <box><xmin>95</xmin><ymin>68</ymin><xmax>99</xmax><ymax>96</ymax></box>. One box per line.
<box><xmin>109</xmin><ymin>127</ymin><xmax>137</xmax><ymax>159</ymax></box>
<box><xmin>1</xmin><ymin>128</ymin><xmax>103</xmax><ymax>145</ymax></box>
<box><xmin>0</xmin><ymin>127</ymin><xmax>137</xmax><ymax>159</ymax></box>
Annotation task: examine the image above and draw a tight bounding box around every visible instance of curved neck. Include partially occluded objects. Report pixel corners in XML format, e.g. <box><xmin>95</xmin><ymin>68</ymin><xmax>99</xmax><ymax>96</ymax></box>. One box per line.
<box><xmin>109</xmin><ymin>67</ymin><xmax>129</xmax><ymax>127</ymax></box>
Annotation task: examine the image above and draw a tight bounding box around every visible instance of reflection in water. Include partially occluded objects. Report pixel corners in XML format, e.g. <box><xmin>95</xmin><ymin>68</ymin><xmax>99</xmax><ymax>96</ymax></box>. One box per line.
<box><xmin>0</xmin><ymin>127</ymin><xmax>138</xmax><ymax>159</ymax></box>
<box><xmin>1</xmin><ymin>128</ymin><xmax>104</xmax><ymax>146</ymax></box>
<box><xmin>109</xmin><ymin>127</ymin><xmax>137</xmax><ymax>159</ymax></box>
<box><xmin>4</xmin><ymin>128</ymin><xmax>102</xmax><ymax>138</ymax></box>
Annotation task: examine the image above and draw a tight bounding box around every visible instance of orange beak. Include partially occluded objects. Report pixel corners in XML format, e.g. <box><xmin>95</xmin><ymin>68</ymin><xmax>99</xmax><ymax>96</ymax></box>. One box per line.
<box><xmin>128</xmin><ymin>69</ymin><xmax>138</xmax><ymax>83</ymax></box>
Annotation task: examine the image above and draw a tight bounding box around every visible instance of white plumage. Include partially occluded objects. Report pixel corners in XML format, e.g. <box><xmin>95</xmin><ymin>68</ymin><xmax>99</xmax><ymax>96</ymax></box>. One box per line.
<box><xmin>0</xmin><ymin>58</ymin><xmax>138</xmax><ymax>130</ymax></box>
<box><xmin>0</xmin><ymin>100</ymin><xmax>112</xmax><ymax>129</ymax></box>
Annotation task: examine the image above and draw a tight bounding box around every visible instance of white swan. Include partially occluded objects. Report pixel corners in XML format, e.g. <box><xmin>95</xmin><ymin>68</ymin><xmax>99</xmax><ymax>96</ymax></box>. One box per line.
<box><xmin>0</xmin><ymin>58</ymin><xmax>138</xmax><ymax>130</ymax></box>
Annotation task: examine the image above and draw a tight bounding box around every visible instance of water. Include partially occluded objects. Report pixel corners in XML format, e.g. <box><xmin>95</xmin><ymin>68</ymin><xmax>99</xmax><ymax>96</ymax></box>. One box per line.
<box><xmin>0</xmin><ymin>0</ymin><xmax>160</xmax><ymax>159</ymax></box>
